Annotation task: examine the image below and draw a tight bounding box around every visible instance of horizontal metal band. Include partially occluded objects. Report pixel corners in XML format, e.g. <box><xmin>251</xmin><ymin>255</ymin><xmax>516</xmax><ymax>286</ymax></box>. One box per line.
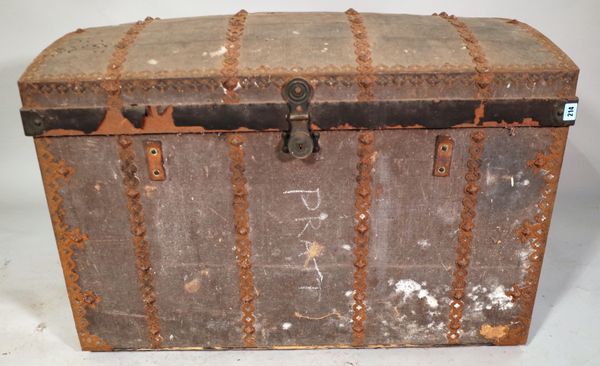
<box><xmin>21</xmin><ymin>98</ymin><xmax>577</xmax><ymax>136</ymax></box>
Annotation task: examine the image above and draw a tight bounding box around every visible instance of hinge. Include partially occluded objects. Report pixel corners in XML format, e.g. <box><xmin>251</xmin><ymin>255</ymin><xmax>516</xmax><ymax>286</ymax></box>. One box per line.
<box><xmin>281</xmin><ymin>78</ymin><xmax>320</xmax><ymax>159</ymax></box>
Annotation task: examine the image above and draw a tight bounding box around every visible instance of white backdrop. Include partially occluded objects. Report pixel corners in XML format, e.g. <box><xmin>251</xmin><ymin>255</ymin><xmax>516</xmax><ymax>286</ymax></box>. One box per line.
<box><xmin>0</xmin><ymin>1</ymin><xmax>599</xmax><ymax>365</ymax></box>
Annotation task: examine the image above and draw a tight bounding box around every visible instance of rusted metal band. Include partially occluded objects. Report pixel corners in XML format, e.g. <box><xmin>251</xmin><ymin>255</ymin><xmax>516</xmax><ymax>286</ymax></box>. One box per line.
<box><xmin>500</xmin><ymin>128</ymin><xmax>569</xmax><ymax>345</ymax></box>
<box><xmin>19</xmin><ymin>30</ymin><xmax>83</xmax><ymax>107</ymax></box>
<box><xmin>345</xmin><ymin>9</ymin><xmax>376</xmax><ymax>102</ymax></box>
<box><xmin>117</xmin><ymin>135</ymin><xmax>162</xmax><ymax>348</ymax></box>
<box><xmin>508</xmin><ymin>20</ymin><xmax>577</xmax><ymax>70</ymax></box>
<box><xmin>35</xmin><ymin>138</ymin><xmax>111</xmax><ymax>351</ymax></box>
<box><xmin>23</xmin><ymin>97</ymin><xmax>577</xmax><ymax>136</ymax></box>
<box><xmin>221</xmin><ymin>10</ymin><xmax>249</xmax><ymax>104</ymax></box>
<box><xmin>227</xmin><ymin>134</ymin><xmax>257</xmax><ymax>347</ymax></box>
<box><xmin>437</xmin><ymin>13</ymin><xmax>493</xmax><ymax>100</ymax></box>
<box><xmin>506</xmin><ymin>19</ymin><xmax>578</xmax><ymax>98</ymax></box>
<box><xmin>351</xmin><ymin>131</ymin><xmax>376</xmax><ymax>346</ymax></box>
<box><xmin>103</xmin><ymin>17</ymin><xmax>155</xmax><ymax>110</ymax></box>
<box><xmin>447</xmin><ymin>130</ymin><xmax>486</xmax><ymax>344</ymax></box>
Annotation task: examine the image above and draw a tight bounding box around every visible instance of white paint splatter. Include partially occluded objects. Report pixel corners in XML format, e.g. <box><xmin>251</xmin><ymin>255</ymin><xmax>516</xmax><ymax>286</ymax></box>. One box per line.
<box><xmin>345</xmin><ymin>290</ymin><xmax>354</xmax><ymax>297</ymax></box>
<box><xmin>393</xmin><ymin>279</ymin><xmax>438</xmax><ymax>308</ymax></box>
<box><xmin>342</xmin><ymin>244</ymin><xmax>352</xmax><ymax>251</ymax></box>
<box><xmin>282</xmin><ymin>322</ymin><xmax>292</xmax><ymax>330</ymax></box>
<box><xmin>299</xmin><ymin>285</ymin><xmax>319</xmax><ymax>290</ymax></box>
<box><xmin>485</xmin><ymin>170</ymin><xmax>496</xmax><ymax>185</ymax></box>
<box><xmin>292</xmin><ymin>30</ymin><xmax>300</xmax><ymax>35</ymax></box>
<box><xmin>488</xmin><ymin>286</ymin><xmax>514</xmax><ymax>310</ymax></box>
<box><xmin>147</xmin><ymin>59</ymin><xmax>158</xmax><ymax>65</ymax></box>
<box><xmin>209</xmin><ymin>46</ymin><xmax>227</xmax><ymax>57</ymax></box>
<box><xmin>169</xmin><ymin>334</ymin><xmax>174</xmax><ymax>340</ymax></box>
<box><xmin>417</xmin><ymin>239</ymin><xmax>431</xmax><ymax>249</ymax></box>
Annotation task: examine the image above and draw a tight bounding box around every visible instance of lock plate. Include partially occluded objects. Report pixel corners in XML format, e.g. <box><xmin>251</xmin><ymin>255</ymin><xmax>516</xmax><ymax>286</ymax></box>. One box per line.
<box><xmin>281</xmin><ymin>78</ymin><xmax>320</xmax><ymax>159</ymax></box>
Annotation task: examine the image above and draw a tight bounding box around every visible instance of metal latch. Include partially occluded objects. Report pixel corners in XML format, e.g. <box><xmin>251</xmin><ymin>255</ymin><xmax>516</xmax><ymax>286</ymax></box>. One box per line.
<box><xmin>281</xmin><ymin>78</ymin><xmax>320</xmax><ymax>159</ymax></box>
<box><xmin>433</xmin><ymin>135</ymin><xmax>454</xmax><ymax>177</ymax></box>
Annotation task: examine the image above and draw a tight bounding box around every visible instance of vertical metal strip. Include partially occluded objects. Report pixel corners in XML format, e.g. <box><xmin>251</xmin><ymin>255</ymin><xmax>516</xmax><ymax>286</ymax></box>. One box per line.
<box><xmin>351</xmin><ymin>131</ymin><xmax>376</xmax><ymax>346</ymax></box>
<box><xmin>221</xmin><ymin>10</ymin><xmax>248</xmax><ymax>104</ymax></box>
<box><xmin>507</xmin><ymin>20</ymin><xmax>578</xmax><ymax>70</ymax></box>
<box><xmin>447</xmin><ymin>130</ymin><xmax>486</xmax><ymax>344</ymax></box>
<box><xmin>507</xmin><ymin>19</ymin><xmax>577</xmax><ymax>98</ymax></box>
<box><xmin>117</xmin><ymin>136</ymin><xmax>162</xmax><ymax>348</ymax></box>
<box><xmin>102</xmin><ymin>17</ymin><xmax>154</xmax><ymax>114</ymax></box>
<box><xmin>35</xmin><ymin>138</ymin><xmax>111</xmax><ymax>351</ymax></box>
<box><xmin>227</xmin><ymin>134</ymin><xmax>257</xmax><ymax>347</ymax></box>
<box><xmin>345</xmin><ymin>9</ymin><xmax>376</xmax><ymax>102</ymax></box>
<box><xmin>19</xmin><ymin>30</ymin><xmax>81</xmax><ymax>108</ymax></box>
<box><xmin>501</xmin><ymin>128</ymin><xmax>569</xmax><ymax>344</ymax></box>
<box><xmin>436</xmin><ymin>13</ymin><xmax>493</xmax><ymax>104</ymax></box>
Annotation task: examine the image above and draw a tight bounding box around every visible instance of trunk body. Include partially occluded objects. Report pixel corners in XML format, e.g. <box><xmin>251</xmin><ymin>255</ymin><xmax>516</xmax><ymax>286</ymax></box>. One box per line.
<box><xmin>20</xmin><ymin>11</ymin><xmax>578</xmax><ymax>350</ymax></box>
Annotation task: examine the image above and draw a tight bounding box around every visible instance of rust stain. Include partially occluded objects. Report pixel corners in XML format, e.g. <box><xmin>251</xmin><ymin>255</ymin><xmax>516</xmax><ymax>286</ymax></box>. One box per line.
<box><xmin>351</xmin><ymin>131</ymin><xmax>376</xmax><ymax>346</ymax></box>
<box><xmin>184</xmin><ymin>278</ymin><xmax>201</xmax><ymax>294</ymax></box>
<box><xmin>453</xmin><ymin>118</ymin><xmax>540</xmax><ymax>129</ymax></box>
<box><xmin>480</xmin><ymin>118</ymin><xmax>540</xmax><ymax>128</ymax></box>
<box><xmin>221</xmin><ymin>10</ymin><xmax>248</xmax><ymax>104</ymax></box>
<box><xmin>45</xmin><ymin>105</ymin><xmax>283</xmax><ymax>137</ymax></box>
<box><xmin>345</xmin><ymin>9</ymin><xmax>376</xmax><ymax>101</ymax></box>
<box><xmin>95</xmin><ymin>109</ymin><xmax>140</xmax><ymax>135</ymax></box>
<box><xmin>41</xmin><ymin>114</ymin><xmax>540</xmax><ymax>137</ymax></box>
<box><xmin>447</xmin><ymin>130</ymin><xmax>486</xmax><ymax>344</ymax></box>
<box><xmin>473</xmin><ymin>102</ymin><xmax>485</xmax><ymax>125</ymax></box>
<box><xmin>501</xmin><ymin>127</ymin><xmax>568</xmax><ymax>345</ymax></box>
<box><xmin>480</xmin><ymin>324</ymin><xmax>509</xmax><ymax>342</ymax></box>
<box><xmin>437</xmin><ymin>12</ymin><xmax>493</xmax><ymax>101</ymax></box>
<box><xmin>34</xmin><ymin>137</ymin><xmax>111</xmax><ymax>351</ymax></box>
<box><xmin>303</xmin><ymin>241</ymin><xmax>324</xmax><ymax>267</ymax></box>
<box><xmin>227</xmin><ymin>134</ymin><xmax>257</xmax><ymax>348</ymax></box>
<box><xmin>117</xmin><ymin>135</ymin><xmax>162</xmax><ymax>348</ymax></box>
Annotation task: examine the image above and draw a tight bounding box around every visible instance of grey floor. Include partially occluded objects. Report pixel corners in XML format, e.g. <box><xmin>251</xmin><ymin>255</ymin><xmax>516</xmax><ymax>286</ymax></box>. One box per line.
<box><xmin>1</xmin><ymin>1</ymin><xmax>599</xmax><ymax>365</ymax></box>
